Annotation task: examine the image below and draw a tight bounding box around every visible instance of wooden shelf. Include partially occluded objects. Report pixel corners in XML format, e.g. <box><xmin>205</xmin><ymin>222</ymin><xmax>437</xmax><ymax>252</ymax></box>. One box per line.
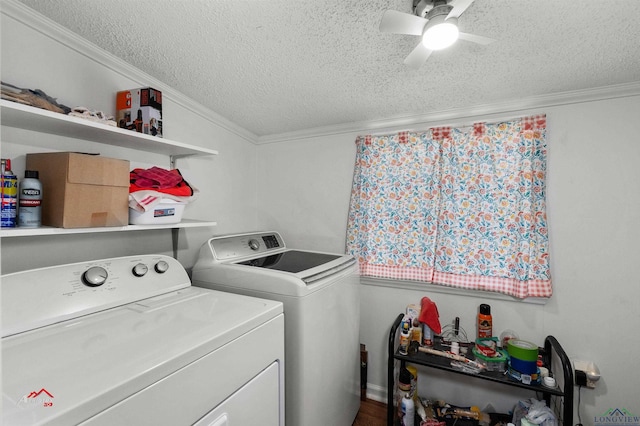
<box><xmin>0</xmin><ymin>100</ymin><xmax>218</xmax><ymax>158</ymax></box>
<box><xmin>0</xmin><ymin>220</ymin><xmax>218</xmax><ymax>238</ymax></box>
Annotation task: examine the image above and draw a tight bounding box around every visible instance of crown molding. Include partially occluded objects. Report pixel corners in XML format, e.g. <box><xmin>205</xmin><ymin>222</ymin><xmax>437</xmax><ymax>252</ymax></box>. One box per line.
<box><xmin>257</xmin><ymin>81</ymin><xmax>640</xmax><ymax>145</ymax></box>
<box><xmin>1</xmin><ymin>0</ymin><xmax>259</xmax><ymax>144</ymax></box>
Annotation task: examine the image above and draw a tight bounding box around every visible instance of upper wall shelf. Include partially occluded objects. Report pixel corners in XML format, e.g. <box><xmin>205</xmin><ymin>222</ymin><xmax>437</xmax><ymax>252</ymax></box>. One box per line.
<box><xmin>0</xmin><ymin>100</ymin><xmax>219</xmax><ymax>242</ymax></box>
<box><xmin>0</xmin><ymin>100</ymin><xmax>218</xmax><ymax>158</ymax></box>
<box><xmin>0</xmin><ymin>219</ymin><xmax>217</xmax><ymax>238</ymax></box>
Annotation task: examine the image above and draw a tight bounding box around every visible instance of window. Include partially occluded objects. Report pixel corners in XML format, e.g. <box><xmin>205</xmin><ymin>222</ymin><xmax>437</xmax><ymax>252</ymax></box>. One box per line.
<box><xmin>346</xmin><ymin>115</ymin><xmax>551</xmax><ymax>298</ymax></box>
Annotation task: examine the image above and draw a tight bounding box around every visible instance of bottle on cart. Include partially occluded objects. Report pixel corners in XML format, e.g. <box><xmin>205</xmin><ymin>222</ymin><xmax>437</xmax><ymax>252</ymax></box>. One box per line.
<box><xmin>400</xmin><ymin>393</ymin><xmax>415</xmax><ymax>426</ymax></box>
<box><xmin>477</xmin><ymin>303</ymin><xmax>493</xmax><ymax>339</ymax></box>
<box><xmin>406</xmin><ymin>364</ymin><xmax>418</xmax><ymax>402</ymax></box>
<box><xmin>398</xmin><ymin>317</ymin><xmax>411</xmax><ymax>355</ymax></box>
<box><xmin>1</xmin><ymin>159</ymin><xmax>18</xmax><ymax>228</ymax></box>
<box><xmin>396</xmin><ymin>367</ymin><xmax>412</xmax><ymax>423</ymax></box>
<box><xmin>18</xmin><ymin>170</ymin><xmax>43</xmax><ymax>227</ymax></box>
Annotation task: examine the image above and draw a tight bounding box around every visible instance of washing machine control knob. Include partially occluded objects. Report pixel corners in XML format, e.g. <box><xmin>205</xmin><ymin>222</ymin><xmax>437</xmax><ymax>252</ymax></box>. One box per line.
<box><xmin>82</xmin><ymin>266</ymin><xmax>108</xmax><ymax>287</ymax></box>
<box><xmin>155</xmin><ymin>260</ymin><xmax>169</xmax><ymax>274</ymax></box>
<box><xmin>132</xmin><ymin>263</ymin><xmax>149</xmax><ymax>277</ymax></box>
<box><xmin>248</xmin><ymin>239</ymin><xmax>260</xmax><ymax>251</ymax></box>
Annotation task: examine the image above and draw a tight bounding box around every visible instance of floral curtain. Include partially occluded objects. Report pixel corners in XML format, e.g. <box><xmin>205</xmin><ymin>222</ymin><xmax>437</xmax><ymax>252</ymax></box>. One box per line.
<box><xmin>345</xmin><ymin>115</ymin><xmax>551</xmax><ymax>298</ymax></box>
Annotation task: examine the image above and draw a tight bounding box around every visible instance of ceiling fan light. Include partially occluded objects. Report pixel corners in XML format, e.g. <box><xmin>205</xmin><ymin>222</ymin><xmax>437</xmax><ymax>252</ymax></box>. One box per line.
<box><xmin>422</xmin><ymin>17</ymin><xmax>459</xmax><ymax>50</ymax></box>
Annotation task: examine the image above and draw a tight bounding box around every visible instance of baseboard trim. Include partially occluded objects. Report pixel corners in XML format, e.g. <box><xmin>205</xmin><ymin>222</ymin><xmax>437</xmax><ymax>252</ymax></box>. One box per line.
<box><xmin>365</xmin><ymin>383</ymin><xmax>388</xmax><ymax>404</ymax></box>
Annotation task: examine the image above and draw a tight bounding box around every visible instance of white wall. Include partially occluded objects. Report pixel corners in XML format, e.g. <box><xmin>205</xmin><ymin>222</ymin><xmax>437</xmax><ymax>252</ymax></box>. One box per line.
<box><xmin>1</xmin><ymin>3</ymin><xmax>258</xmax><ymax>274</ymax></box>
<box><xmin>254</xmin><ymin>133</ymin><xmax>357</xmax><ymax>253</ymax></box>
<box><xmin>3</xmin><ymin>1</ymin><xmax>640</xmax><ymax>423</ymax></box>
<box><xmin>256</xmin><ymin>96</ymin><xmax>640</xmax><ymax>420</ymax></box>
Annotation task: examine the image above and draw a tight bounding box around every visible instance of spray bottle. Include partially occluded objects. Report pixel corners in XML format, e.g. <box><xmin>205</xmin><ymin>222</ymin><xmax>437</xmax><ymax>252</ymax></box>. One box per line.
<box><xmin>1</xmin><ymin>159</ymin><xmax>18</xmax><ymax>228</ymax></box>
<box><xmin>477</xmin><ymin>303</ymin><xmax>493</xmax><ymax>339</ymax></box>
<box><xmin>400</xmin><ymin>393</ymin><xmax>415</xmax><ymax>426</ymax></box>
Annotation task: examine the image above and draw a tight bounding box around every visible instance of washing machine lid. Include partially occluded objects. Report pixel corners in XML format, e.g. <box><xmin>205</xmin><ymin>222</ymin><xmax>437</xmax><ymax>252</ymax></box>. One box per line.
<box><xmin>2</xmin><ymin>285</ymin><xmax>282</xmax><ymax>425</ymax></box>
<box><xmin>237</xmin><ymin>250</ymin><xmax>342</xmax><ymax>273</ymax></box>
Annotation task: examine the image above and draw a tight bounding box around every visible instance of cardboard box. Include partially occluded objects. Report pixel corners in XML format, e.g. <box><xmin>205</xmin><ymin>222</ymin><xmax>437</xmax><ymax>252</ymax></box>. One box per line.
<box><xmin>116</xmin><ymin>87</ymin><xmax>162</xmax><ymax>137</ymax></box>
<box><xmin>26</xmin><ymin>152</ymin><xmax>130</xmax><ymax>228</ymax></box>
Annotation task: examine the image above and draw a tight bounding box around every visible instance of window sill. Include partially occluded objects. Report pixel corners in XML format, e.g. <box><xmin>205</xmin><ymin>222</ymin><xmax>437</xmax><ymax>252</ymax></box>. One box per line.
<box><xmin>360</xmin><ymin>277</ymin><xmax>549</xmax><ymax>305</ymax></box>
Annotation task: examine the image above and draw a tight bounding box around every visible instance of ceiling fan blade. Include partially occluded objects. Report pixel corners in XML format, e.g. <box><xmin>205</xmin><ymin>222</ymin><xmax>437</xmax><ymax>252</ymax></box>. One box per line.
<box><xmin>447</xmin><ymin>0</ymin><xmax>475</xmax><ymax>19</ymax></box>
<box><xmin>458</xmin><ymin>32</ymin><xmax>495</xmax><ymax>45</ymax></box>
<box><xmin>403</xmin><ymin>43</ymin><xmax>433</xmax><ymax>69</ymax></box>
<box><xmin>379</xmin><ymin>10</ymin><xmax>428</xmax><ymax>36</ymax></box>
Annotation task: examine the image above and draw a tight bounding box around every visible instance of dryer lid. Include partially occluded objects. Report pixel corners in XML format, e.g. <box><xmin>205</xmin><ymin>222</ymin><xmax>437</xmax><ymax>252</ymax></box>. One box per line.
<box><xmin>1</xmin><ymin>255</ymin><xmax>282</xmax><ymax>426</ymax></box>
<box><xmin>1</xmin><ymin>287</ymin><xmax>282</xmax><ymax>426</ymax></box>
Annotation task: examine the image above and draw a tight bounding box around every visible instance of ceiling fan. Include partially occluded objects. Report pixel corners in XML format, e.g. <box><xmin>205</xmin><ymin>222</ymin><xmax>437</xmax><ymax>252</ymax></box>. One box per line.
<box><xmin>380</xmin><ymin>0</ymin><xmax>495</xmax><ymax>69</ymax></box>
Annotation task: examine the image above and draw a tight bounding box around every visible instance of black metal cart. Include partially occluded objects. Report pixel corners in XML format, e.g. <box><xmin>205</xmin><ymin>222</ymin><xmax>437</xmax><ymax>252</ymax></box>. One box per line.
<box><xmin>387</xmin><ymin>313</ymin><xmax>574</xmax><ymax>425</ymax></box>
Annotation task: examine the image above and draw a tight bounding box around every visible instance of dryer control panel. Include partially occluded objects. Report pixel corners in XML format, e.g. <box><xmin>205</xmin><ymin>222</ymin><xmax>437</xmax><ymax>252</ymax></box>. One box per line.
<box><xmin>1</xmin><ymin>255</ymin><xmax>190</xmax><ymax>338</ymax></box>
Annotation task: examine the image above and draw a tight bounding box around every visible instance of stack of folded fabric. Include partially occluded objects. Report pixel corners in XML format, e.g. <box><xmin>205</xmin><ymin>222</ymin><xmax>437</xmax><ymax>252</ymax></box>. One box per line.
<box><xmin>68</xmin><ymin>106</ymin><xmax>117</xmax><ymax>126</ymax></box>
<box><xmin>129</xmin><ymin>166</ymin><xmax>198</xmax><ymax>213</ymax></box>
<box><xmin>2</xmin><ymin>81</ymin><xmax>71</xmax><ymax>113</ymax></box>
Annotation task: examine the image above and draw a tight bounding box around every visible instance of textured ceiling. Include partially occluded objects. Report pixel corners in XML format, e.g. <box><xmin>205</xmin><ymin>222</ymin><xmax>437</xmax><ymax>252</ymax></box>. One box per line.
<box><xmin>15</xmin><ymin>0</ymin><xmax>640</xmax><ymax>138</ymax></box>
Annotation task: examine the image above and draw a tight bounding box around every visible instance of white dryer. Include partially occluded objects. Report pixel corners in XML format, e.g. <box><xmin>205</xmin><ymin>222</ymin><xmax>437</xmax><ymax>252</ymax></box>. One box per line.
<box><xmin>192</xmin><ymin>231</ymin><xmax>360</xmax><ymax>426</ymax></box>
<box><xmin>1</xmin><ymin>254</ymin><xmax>284</xmax><ymax>426</ymax></box>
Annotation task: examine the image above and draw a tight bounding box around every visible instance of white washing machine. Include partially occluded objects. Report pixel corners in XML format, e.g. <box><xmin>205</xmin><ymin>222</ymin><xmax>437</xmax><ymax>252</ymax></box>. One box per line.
<box><xmin>1</xmin><ymin>254</ymin><xmax>284</xmax><ymax>426</ymax></box>
<box><xmin>192</xmin><ymin>231</ymin><xmax>360</xmax><ymax>426</ymax></box>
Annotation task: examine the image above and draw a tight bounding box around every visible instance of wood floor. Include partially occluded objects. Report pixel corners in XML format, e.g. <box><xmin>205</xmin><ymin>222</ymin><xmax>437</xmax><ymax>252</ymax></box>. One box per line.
<box><xmin>352</xmin><ymin>398</ymin><xmax>388</xmax><ymax>426</ymax></box>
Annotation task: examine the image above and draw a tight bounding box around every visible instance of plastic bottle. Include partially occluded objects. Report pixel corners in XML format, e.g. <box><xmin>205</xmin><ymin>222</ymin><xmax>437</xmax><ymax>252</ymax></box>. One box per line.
<box><xmin>400</xmin><ymin>393</ymin><xmax>415</xmax><ymax>426</ymax></box>
<box><xmin>1</xmin><ymin>159</ymin><xmax>18</xmax><ymax>228</ymax></box>
<box><xmin>396</xmin><ymin>367</ymin><xmax>412</xmax><ymax>422</ymax></box>
<box><xmin>477</xmin><ymin>303</ymin><xmax>493</xmax><ymax>339</ymax></box>
<box><xmin>18</xmin><ymin>170</ymin><xmax>43</xmax><ymax>227</ymax></box>
<box><xmin>422</xmin><ymin>323</ymin><xmax>434</xmax><ymax>347</ymax></box>
<box><xmin>406</xmin><ymin>364</ymin><xmax>418</xmax><ymax>402</ymax></box>
<box><xmin>398</xmin><ymin>318</ymin><xmax>411</xmax><ymax>355</ymax></box>
<box><xmin>451</xmin><ymin>341</ymin><xmax>460</xmax><ymax>355</ymax></box>
<box><xmin>410</xmin><ymin>318</ymin><xmax>422</xmax><ymax>345</ymax></box>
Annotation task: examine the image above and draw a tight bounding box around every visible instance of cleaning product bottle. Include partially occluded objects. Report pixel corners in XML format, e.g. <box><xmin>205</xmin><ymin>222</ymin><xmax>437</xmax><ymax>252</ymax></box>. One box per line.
<box><xmin>396</xmin><ymin>367</ymin><xmax>412</xmax><ymax>422</ymax></box>
<box><xmin>398</xmin><ymin>317</ymin><xmax>411</xmax><ymax>355</ymax></box>
<box><xmin>477</xmin><ymin>303</ymin><xmax>492</xmax><ymax>339</ymax></box>
<box><xmin>18</xmin><ymin>170</ymin><xmax>43</xmax><ymax>227</ymax></box>
<box><xmin>1</xmin><ymin>159</ymin><xmax>18</xmax><ymax>228</ymax></box>
<box><xmin>400</xmin><ymin>393</ymin><xmax>415</xmax><ymax>426</ymax></box>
